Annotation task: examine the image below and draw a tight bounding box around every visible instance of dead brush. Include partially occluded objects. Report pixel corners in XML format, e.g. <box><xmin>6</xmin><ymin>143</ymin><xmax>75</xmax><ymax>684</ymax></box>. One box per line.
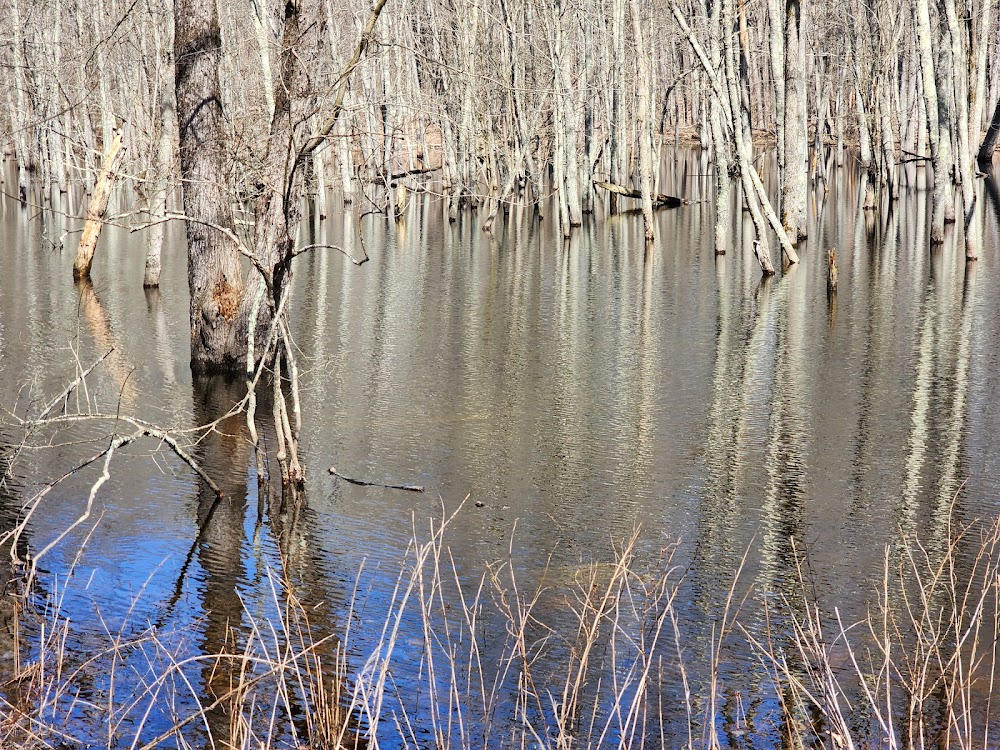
<box><xmin>743</xmin><ymin>515</ymin><xmax>1000</xmax><ymax>750</ymax></box>
<box><xmin>2</xmin><ymin>503</ymin><xmax>1000</xmax><ymax>749</ymax></box>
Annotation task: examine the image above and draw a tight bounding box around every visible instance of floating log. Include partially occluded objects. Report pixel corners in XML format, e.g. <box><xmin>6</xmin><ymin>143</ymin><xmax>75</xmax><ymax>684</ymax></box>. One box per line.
<box><xmin>594</xmin><ymin>180</ymin><xmax>686</xmax><ymax>208</ymax></box>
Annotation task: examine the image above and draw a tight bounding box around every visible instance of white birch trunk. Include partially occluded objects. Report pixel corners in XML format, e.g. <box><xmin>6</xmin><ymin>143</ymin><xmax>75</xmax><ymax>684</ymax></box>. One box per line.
<box><xmin>709</xmin><ymin>0</ymin><xmax>732</xmax><ymax>255</ymax></box>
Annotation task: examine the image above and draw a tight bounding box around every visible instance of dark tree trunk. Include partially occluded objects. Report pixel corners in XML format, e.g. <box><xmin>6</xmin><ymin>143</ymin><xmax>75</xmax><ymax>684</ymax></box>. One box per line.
<box><xmin>978</xmin><ymin>96</ymin><xmax>1000</xmax><ymax>167</ymax></box>
<box><xmin>175</xmin><ymin>0</ymin><xmax>244</xmax><ymax>374</ymax></box>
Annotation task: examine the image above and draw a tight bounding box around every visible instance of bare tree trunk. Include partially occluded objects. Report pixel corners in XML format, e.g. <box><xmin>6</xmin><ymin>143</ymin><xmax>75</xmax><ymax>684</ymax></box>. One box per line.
<box><xmin>338</xmin><ymin>114</ymin><xmax>355</xmax><ymax>203</ymax></box>
<box><xmin>581</xmin><ymin>16</ymin><xmax>596</xmax><ymax>214</ymax></box>
<box><xmin>708</xmin><ymin>0</ymin><xmax>732</xmax><ymax>255</ymax></box>
<box><xmin>725</xmin><ymin>0</ymin><xmax>774</xmax><ymax>273</ymax></box>
<box><xmin>46</xmin><ymin>0</ymin><xmax>67</xmax><ymax>197</ymax></box>
<box><xmin>852</xmin><ymin>63</ymin><xmax>873</xmax><ymax>169</ymax></box>
<box><xmin>914</xmin><ymin>0</ymin><xmax>948</xmax><ymax>243</ymax></box>
<box><xmin>834</xmin><ymin>82</ymin><xmax>845</xmax><ymax>167</ymax></box>
<box><xmin>970</xmin><ymin>0</ymin><xmax>992</xmax><ymax>167</ymax></box>
<box><xmin>609</xmin><ymin>0</ymin><xmax>627</xmax><ymax>214</ymax></box>
<box><xmin>144</xmin><ymin>70</ymin><xmax>175</xmax><ymax>288</ymax></box>
<box><xmin>781</xmin><ymin>0</ymin><xmax>808</xmax><ymax>242</ymax></box>
<box><xmin>250</xmin><ymin>0</ymin><xmax>275</xmax><ymax>121</ymax></box>
<box><xmin>630</xmin><ymin>0</ymin><xmax>655</xmax><ymax>241</ymax></box>
<box><xmin>670</xmin><ymin>0</ymin><xmax>797</xmax><ymax>268</ymax></box>
<box><xmin>10</xmin><ymin>0</ymin><xmax>31</xmax><ymax>202</ymax></box>
<box><xmin>878</xmin><ymin>82</ymin><xmax>898</xmax><ymax>200</ymax></box>
<box><xmin>813</xmin><ymin>70</ymin><xmax>830</xmax><ymax>183</ymax></box>
<box><xmin>558</xmin><ymin>12</ymin><xmax>582</xmax><ymax>228</ymax></box>
<box><xmin>941</xmin><ymin>0</ymin><xmax>977</xmax><ymax>257</ymax></box>
<box><xmin>73</xmin><ymin>129</ymin><xmax>127</xmax><ymax>280</ymax></box>
<box><xmin>933</xmin><ymin>29</ymin><xmax>956</xmax><ymax>224</ymax></box>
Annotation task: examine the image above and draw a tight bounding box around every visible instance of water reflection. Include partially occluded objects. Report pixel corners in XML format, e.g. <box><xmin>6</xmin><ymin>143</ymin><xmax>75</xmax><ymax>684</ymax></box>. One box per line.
<box><xmin>0</xmin><ymin>150</ymin><xmax>997</xmax><ymax>745</ymax></box>
<box><xmin>74</xmin><ymin>279</ymin><xmax>138</xmax><ymax>407</ymax></box>
<box><xmin>189</xmin><ymin>376</ymin><xmax>252</xmax><ymax>747</ymax></box>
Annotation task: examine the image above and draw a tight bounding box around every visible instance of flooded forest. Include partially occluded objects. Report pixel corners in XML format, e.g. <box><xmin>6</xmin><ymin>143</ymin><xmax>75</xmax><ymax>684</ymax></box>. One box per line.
<box><xmin>2</xmin><ymin>0</ymin><xmax>1000</xmax><ymax>747</ymax></box>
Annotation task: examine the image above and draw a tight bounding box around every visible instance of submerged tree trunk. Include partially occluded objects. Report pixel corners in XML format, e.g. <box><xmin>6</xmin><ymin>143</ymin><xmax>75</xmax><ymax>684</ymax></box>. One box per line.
<box><xmin>175</xmin><ymin>0</ymin><xmax>244</xmax><ymax>372</ymax></box>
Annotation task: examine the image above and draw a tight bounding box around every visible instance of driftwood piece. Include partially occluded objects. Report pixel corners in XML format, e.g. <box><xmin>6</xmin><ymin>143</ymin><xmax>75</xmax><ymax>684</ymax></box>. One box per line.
<box><xmin>594</xmin><ymin>180</ymin><xmax>686</xmax><ymax>208</ymax></box>
<box><xmin>329</xmin><ymin>466</ymin><xmax>425</xmax><ymax>492</ymax></box>
<box><xmin>74</xmin><ymin>129</ymin><xmax>127</xmax><ymax>280</ymax></box>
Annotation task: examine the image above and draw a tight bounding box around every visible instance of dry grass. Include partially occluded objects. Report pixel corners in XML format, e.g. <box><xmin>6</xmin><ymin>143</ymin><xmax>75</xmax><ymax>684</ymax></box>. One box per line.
<box><xmin>0</xmin><ymin>503</ymin><xmax>998</xmax><ymax>749</ymax></box>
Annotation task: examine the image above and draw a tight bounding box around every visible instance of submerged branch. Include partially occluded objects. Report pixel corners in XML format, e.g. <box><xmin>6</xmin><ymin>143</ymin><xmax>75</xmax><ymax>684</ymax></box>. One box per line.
<box><xmin>329</xmin><ymin>466</ymin><xmax>425</xmax><ymax>493</ymax></box>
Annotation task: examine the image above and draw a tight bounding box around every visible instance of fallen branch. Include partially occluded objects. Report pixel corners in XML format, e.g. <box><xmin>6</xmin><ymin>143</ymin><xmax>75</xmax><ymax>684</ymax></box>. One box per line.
<box><xmin>901</xmin><ymin>148</ymin><xmax>931</xmax><ymax>161</ymax></box>
<box><xmin>328</xmin><ymin>466</ymin><xmax>425</xmax><ymax>493</ymax></box>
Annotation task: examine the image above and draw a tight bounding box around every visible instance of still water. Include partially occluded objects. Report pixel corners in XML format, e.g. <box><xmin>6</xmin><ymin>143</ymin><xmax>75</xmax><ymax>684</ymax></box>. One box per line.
<box><xmin>1</xmin><ymin>152</ymin><xmax>999</xmax><ymax>746</ymax></box>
